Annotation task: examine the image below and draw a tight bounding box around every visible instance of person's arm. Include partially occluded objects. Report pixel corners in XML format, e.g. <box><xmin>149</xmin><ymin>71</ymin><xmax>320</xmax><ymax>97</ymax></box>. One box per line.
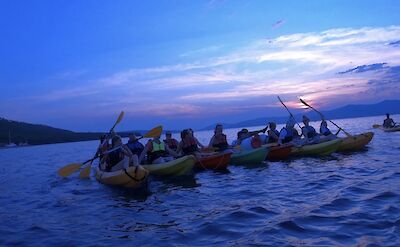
<box><xmin>176</xmin><ymin>141</ymin><xmax>182</xmax><ymax>155</ymax></box>
<box><xmin>208</xmin><ymin>136</ymin><xmax>215</xmax><ymax>148</ymax></box>
<box><xmin>278</xmin><ymin>129</ymin><xmax>286</xmax><ymax>145</ymax></box>
<box><xmin>196</xmin><ymin>138</ymin><xmax>205</xmax><ymax>148</ymax></box>
<box><xmin>165</xmin><ymin>145</ymin><xmax>178</xmax><ymax>157</ymax></box>
<box><xmin>139</xmin><ymin>142</ymin><xmax>150</xmax><ymax>164</ymax></box>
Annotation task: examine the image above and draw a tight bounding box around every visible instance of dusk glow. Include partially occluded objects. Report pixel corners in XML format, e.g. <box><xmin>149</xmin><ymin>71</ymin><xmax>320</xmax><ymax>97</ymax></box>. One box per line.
<box><xmin>1</xmin><ymin>1</ymin><xmax>399</xmax><ymax>131</ymax></box>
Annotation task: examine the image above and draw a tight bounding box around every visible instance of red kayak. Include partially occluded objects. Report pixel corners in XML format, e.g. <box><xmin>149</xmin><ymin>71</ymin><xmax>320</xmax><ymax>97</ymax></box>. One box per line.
<box><xmin>265</xmin><ymin>144</ymin><xmax>292</xmax><ymax>161</ymax></box>
<box><xmin>195</xmin><ymin>152</ymin><xmax>231</xmax><ymax>170</ymax></box>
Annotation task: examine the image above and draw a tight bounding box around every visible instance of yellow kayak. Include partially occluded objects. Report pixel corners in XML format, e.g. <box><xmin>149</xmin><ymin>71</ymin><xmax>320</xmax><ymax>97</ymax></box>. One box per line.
<box><xmin>337</xmin><ymin>132</ymin><xmax>374</xmax><ymax>152</ymax></box>
<box><xmin>95</xmin><ymin>158</ymin><xmax>148</xmax><ymax>188</ymax></box>
<box><xmin>142</xmin><ymin>155</ymin><xmax>195</xmax><ymax>176</ymax></box>
<box><xmin>291</xmin><ymin>139</ymin><xmax>342</xmax><ymax>156</ymax></box>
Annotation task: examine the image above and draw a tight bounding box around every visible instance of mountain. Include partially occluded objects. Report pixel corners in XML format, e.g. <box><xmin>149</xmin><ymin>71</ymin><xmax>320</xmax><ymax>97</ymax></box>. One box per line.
<box><xmin>200</xmin><ymin>100</ymin><xmax>400</xmax><ymax>130</ymax></box>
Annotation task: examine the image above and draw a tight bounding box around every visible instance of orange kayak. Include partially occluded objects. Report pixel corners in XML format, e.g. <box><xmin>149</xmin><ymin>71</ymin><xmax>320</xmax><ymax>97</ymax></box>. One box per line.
<box><xmin>266</xmin><ymin>144</ymin><xmax>292</xmax><ymax>161</ymax></box>
<box><xmin>195</xmin><ymin>152</ymin><xmax>231</xmax><ymax>170</ymax></box>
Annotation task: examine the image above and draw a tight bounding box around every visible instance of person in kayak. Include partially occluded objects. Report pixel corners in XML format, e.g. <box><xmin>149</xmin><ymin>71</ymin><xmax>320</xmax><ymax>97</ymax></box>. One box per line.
<box><xmin>96</xmin><ymin>134</ymin><xmax>110</xmax><ymax>160</ymax></box>
<box><xmin>164</xmin><ymin>131</ymin><xmax>179</xmax><ymax>151</ymax></box>
<box><xmin>177</xmin><ymin>129</ymin><xmax>204</xmax><ymax>156</ymax></box>
<box><xmin>278</xmin><ymin>117</ymin><xmax>300</xmax><ymax>144</ymax></box>
<box><xmin>126</xmin><ymin>132</ymin><xmax>144</xmax><ymax>157</ymax></box>
<box><xmin>140</xmin><ymin>135</ymin><xmax>177</xmax><ymax>164</ymax></box>
<box><xmin>103</xmin><ymin>135</ymin><xmax>139</xmax><ymax>172</ymax></box>
<box><xmin>267</xmin><ymin>122</ymin><xmax>280</xmax><ymax>144</ymax></box>
<box><xmin>232</xmin><ymin>126</ymin><xmax>268</xmax><ymax>147</ymax></box>
<box><xmin>383</xmin><ymin>113</ymin><xmax>396</xmax><ymax>128</ymax></box>
<box><xmin>301</xmin><ymin>115</ymin><xmax>319</xmax><ymax>143</ymax></box>
<box><xmin>208</xmin><ymin>124</ymin><xmax>230</xmax><ymax>151</ymax></box>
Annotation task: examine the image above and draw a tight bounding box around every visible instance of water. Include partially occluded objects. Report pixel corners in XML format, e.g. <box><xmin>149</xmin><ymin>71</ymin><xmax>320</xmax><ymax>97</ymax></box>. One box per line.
<box><xmin>0</xmin><ymin>115</ymin><xmax>399</xmax><ymax>246</ymax></box>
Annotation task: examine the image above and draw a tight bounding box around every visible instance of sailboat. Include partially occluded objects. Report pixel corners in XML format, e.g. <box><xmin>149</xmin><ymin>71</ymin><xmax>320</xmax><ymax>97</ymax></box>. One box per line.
<box><xmin>5</xmin><ymin>130</ymin><xmax>17</xmax><ymax>148</ymax></box>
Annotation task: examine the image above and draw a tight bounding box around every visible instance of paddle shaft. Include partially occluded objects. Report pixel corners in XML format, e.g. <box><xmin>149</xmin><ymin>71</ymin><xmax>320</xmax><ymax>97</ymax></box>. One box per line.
<box><xmin>278</xmin><ymin>96</ymin><xmax>303</xmax><ymax>130</ymax></box>
<box><xmin>300</xmin><ymin>99</ymin><xmax>351</xmax><ymax>137</ymax></box>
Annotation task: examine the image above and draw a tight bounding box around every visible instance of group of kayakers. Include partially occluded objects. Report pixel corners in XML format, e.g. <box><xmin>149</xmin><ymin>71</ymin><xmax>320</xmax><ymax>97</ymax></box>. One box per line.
<box><xmin>96</xmin><ymin>114</ymin><xmax>351</xmax><ymax>172</ymax></box>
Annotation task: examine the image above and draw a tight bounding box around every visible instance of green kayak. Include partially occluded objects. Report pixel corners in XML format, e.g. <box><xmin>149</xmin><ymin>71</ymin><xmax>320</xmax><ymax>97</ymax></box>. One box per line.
<box><xmin>291</xmin><ymin>139</ymin><xmax>342</xmax><ymax>156</ymax></box>
<box><xmin>230</xmin><ymin>146</ymin><xmax>268</xmax><ymax>165</ymax></box>
<box><xmin>142</xmin><ymin>155</ymin><xmax>195</xmax><ymax>176</ymax></box>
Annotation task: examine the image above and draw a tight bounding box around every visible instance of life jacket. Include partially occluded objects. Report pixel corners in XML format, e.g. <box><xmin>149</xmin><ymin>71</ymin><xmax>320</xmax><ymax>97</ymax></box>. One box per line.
<box><xmin>182</xmin><ymin>137</ymin><xmax>199</xmax><ymax>154</ymax></box>
<box><xmin>107</xmin><ymin>148</ymin><xmax>124</xmax><ymax>172</ymax></box>
<box><xmin>251</xmin><ymin>135</ymin><xmax>262</xmax><ymax>148</ymax></box>
<box><xmin>212</xmin><ymin>134</ymin><xmax>228</xmax><ymax>151</ymax></box>
<box><xmin>267</xmin><ymin>130</ymin><xmax>280</xmax><ymax>143</ymax></box>
<box><xmin>126</xmin><ymin>140</ymin><xmax>144</xmax><ymax>156</ymax></box>
<box><xmin>302</xmin><ymin>126</ymin><xmax>317</xmax><ymax>139</ymax></box>
<box><xmin>147</xmin><ymin>141</ymin><xmax>168</xmax><ymax>163</ymax></box>
<box><xmin>320</xmin><ymin>126</ymin><xmax>332</xmax><ymax>136</ymax></box>
<box><xmin>281</xmin><ymin>128</ymin><xmax>299</xmax><ymax>144</ymax></box>
<box><xmin>164</xmin><ymin>138</ymin><xmax>178</xmax><ymax>150</ymax></box>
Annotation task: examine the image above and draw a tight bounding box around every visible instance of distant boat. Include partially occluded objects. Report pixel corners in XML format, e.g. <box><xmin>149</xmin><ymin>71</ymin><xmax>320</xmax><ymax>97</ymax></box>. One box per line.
<box><xmin>5</xmin><ymin>130</ymin><xmax>17</xmax><ymax>148</ymax></box>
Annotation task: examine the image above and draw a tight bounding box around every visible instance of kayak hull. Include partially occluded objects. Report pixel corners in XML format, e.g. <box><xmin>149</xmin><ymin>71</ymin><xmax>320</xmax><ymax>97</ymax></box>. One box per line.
<box><xmin>195</xmin><ymin>152</ymin><xmax>231</xmax><ymax>170</ymax></box>
<box><xmin>142</xmin><ymin>155</ymin><xmax>195</xmax><ymax>176</ymax></box>
<box><xmin>291</xmin><ymin>139</ymin><xmax>342</xmax><ymax>156</ymax></box>
<box><xmin>381</xmin><ymin>126</ymin><xmax>400</xmax><ymax>132</ymax></box>
<box><xmin>231</xmin><ymin>146</ymin><xmax>268</xmax><ymax>165</ymax></box>
<box><xmin>337</xmin><ymin>132</ymin><xmax>374</xmax><ymax>152</ymax></box>
<box><xmin>95</xmin><ymin>159</ymin><xmax>148</xmax><ymax>188</ymax></box>
<box><xmin>265</xmin><ymin>144</ymin><xmax>292</xmax><ymax>161</ymax></box>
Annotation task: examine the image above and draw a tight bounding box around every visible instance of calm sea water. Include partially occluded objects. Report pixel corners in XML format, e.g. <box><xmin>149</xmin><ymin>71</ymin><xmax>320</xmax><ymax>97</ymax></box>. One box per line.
<box><xmin>1</xmin><ymin>115</ymin><xmax>399</xmax><ymax>246</ymax></box>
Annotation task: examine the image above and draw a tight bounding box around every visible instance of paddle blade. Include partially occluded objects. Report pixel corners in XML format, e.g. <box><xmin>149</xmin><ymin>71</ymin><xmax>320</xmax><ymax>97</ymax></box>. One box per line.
<box><xmin>143</xmin><ymin>125</ymin><xmax>163</xmax><ymax>138</ymax></box>
<box><xmin>372</xmin><ymin>124</ymin><xmax>381</xmax><ymax>128</ymax></box>
<box><xmin>299</xmin><ymin>98</ymin><xmax>310</xmax><ymax>107</ymax></box>
<box><xmin>58</xmin><ymin>163</ymin><xmax>82</xmax><ymax>177</ymax></box>
<box><xmin>79</xmin><ymin>164</ymin><xmax>91</xmax><ymax>179</ymax></box>
<box><xmin>116</xmin><ymin>111</ymin><xmax>125</xmax><ymax>125</ymax></box>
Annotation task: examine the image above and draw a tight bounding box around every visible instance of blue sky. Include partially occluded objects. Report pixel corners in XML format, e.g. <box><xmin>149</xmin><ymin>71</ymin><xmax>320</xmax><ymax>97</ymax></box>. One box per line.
<box><xmin>1</xmin><ymin>0</ymin><xmax>400</xmax><ymax>131</ymax></box>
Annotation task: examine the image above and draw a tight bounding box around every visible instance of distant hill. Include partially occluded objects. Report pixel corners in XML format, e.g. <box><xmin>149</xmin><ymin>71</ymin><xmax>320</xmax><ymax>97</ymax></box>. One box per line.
<box><xmin>200</xmin><ymin>100</ymin><xmax>400</xmax><ymax>130</ymax></box>
<box><xmin>0</xmin><ymin>118</ymin><xmax>105</xmax><ymax>146</ymax></box>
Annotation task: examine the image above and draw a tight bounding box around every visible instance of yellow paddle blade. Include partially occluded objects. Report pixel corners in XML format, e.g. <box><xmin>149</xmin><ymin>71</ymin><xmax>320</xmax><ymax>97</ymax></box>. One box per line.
<box><xmin>79</xmin><ymin>164</ymin><xmax>92</xmax><ymax>179</ymax></box>
<box><xmin>372</xmin><ymin>124</ymin><xmax>381</xmax><ymax>128</ymax></box>
<box><xmin>58</xmin><ymin>163</ymin><xmax>82</xmax><ymax>177</ymax></box>
<box><xmin>143</xmin><ymin>125</ymin><xmax>163</xmax><ymax>138</ymax></box>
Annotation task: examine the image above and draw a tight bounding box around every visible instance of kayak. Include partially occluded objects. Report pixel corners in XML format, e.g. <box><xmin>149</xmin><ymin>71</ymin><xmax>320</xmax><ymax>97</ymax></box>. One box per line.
<box><xmin>142</xmin><ymin>155</ymin><xmax>195</xmax><ymax>176</ymax></box>
<box><xmin>381</xmin><ymin>126</ymin><xmax>400</xmax><ymax>132</ymax></box>
<box><xmin>264</xmin><ymin>144</ymin><xmax>293</xmax><ymax>161</ymax></box>
<box><xmin>231</xmin><ymin>146</ymin><xmax>268</xmax><ymax>165</ymax></box>
<box><xmin>195</xmin><ymin>152</ymin><xmax>231</xmax><ymax>170</ymax></box>
<box><xmin>373</xmin><ymin>124</ymin><xmax>400</xmax><ymax>132</ymax></box>
<box><xmin>337</xmin><ymin>132</ymin><xmax>374</xmax><ymax>152</ymax></box>
<box><xmin>95</xmin><ymin>158</ymin><xmax>149</xmax><ymax>188</ymax></box>
<box><xmin>291</xmin><ymin>139</ymin><xmax>342</xmax><ymax>156</ymax></box>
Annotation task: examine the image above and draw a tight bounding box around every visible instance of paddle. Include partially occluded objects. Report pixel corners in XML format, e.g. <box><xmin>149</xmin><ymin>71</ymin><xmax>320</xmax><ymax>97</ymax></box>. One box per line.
<box><xmin>299</xmin><ymin>98</ymin><xmax>352</xmax><ymax>137</ymax></box>
<box><xmin>78</xmin><ymin>111</ymin><xmax>126</xmax><ymax>178</ymax></box>
<box><xmin>277</xmin><ymin>96</ymin><xmax>303</xmax><ymax>130</ymax></box>
<box><xmin>58</xmin><ymin>111</ymin><xmax>125</xmax><ymax>178</ymax></box>
<box><xmin>78</xmin><ymin>125</ymin><xmax>163</xmax><ymax>178</ymax></box>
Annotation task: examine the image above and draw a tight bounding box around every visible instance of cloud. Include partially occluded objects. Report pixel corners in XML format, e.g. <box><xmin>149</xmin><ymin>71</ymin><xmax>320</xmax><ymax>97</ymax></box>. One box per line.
<box><xmin>338</xmin><ymin>63</ymin><xmax>389</xmax><ymax>74</ymax></box>
<box><xmin>21</xmin><ymin>25</ymin><xmax>400</xmax><ymax>126</ymax></box>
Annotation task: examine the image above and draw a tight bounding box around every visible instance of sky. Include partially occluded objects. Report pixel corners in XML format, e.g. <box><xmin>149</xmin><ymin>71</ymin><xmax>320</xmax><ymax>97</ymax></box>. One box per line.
<box><xmin>0</xmin><ymin>0</ymin><xmax>400</xmax><ymax>131</ymax></box>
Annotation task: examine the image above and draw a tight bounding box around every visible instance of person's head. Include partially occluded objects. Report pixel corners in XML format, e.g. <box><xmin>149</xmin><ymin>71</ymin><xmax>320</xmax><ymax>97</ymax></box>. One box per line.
<box><xmin>321</xmin><ymin>120</ymin><xmax>328</xmax><ymax>128</ymax></box>
<box><xmin>100</xmin><ymin>134</ymin><xmax>107</xmax><ymax>143</ymax></box>
<box><xmin>181</xmin><ymin>129</ymin><xmax>190</xmax><ymax>140</ymax></box>
<box><xmin>386</xmin><ymin>113</ymin><xmax>390</xmax><ymax>118</ymax></box>
<box><xmin>129</xmin><ymin>132</ymin><xmax>140</xmax><ymax>142</ymax></box>
<box><xmin>269</xmin><ymin>122</ymin><xmax>276</xmax><ymax>130</ymax></box>
<box><xmin>286</xmin><ymin>117</ymin><xmax>295</xmax><ymax>129</ymax></box>
<box><xmin>302</xmin><ymin>115</ymin><xmax>310</xmax><ymax>126</ymax></box>
<box><xmin>165</xmin><ymin>131</ymin><xmax>172</xmax><ymax>139</ymax></box>
<box><xmin>215</xmin><ymin>124</ymin><xmax>223</xmax><ymax>135</ymax></box>
<box><xmin>111</xmin><ymin>135</ymin><xmax>122</xmax><ymax>147</ymax></box>
<box><xmin>237</xmin><ymin>128</ymin><xmax>248</xmax><ymax>139</ymax></box>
